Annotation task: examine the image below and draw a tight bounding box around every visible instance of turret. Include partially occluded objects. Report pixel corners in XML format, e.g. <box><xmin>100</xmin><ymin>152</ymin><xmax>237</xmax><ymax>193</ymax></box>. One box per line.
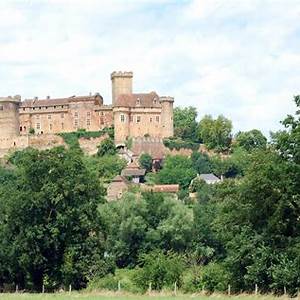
<box><xmin>111</xmin><ymin>71</ymin><xmax>133</xmax><ymax>106</ymax></box>
<box><xmin>160</xmin><ymin>96</ymin><xmax>174</xmax><ymax>138</ymax></box>
<box><xmin>0</xmin><ymin>95</ymin><xmax>21</xmax><ymax>139</ymax></box>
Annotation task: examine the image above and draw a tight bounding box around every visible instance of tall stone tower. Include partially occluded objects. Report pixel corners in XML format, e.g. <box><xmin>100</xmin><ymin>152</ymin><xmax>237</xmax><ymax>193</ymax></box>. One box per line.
<box><xmin>0</xmin><ymin>95</ymin><xmax>21</xmax><ymax>139</ymax></box>
<box><xmin>111</xmin><ymin>71</ymin><xmax>133</xmax><ymax>106</ymax></box>
<box><xmin>160</xmin><ymin>96</ymin><xmax>174</xmax><ymax>138</ymax></box>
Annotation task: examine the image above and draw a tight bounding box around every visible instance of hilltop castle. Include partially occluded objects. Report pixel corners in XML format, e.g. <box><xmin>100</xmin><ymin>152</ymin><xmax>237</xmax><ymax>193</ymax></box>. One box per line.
<box><xmin>0</xmin><ymin>71</ymin><xmax>174</xmax><ymax>153</ymax></box>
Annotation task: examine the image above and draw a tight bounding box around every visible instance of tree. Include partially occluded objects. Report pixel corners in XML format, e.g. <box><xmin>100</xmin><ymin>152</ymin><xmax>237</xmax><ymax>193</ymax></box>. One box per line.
<box><xmin>0</xmin><ymin>147</ymin><xmax>106</xmax><ymax>290</ymax></box>
<box><xmin>235</xmin><ymin>129</ymin><xmax>267</xmax><ymax>152</ymax></box>
<box><xmin>174</xmin><ymin>107</ymin><xmax>199</xmax><ymax>142</ymax></box>
<box><xmin>198</xmin><ymin>115</ymin><xmax>232</xmax><ymax>152</ymax></box>
<box><xmin>139</xmin><ymin>153</ymin><xmax>153</xmax><ymax>172</ymax></box>
<box><xmin>156</xmin><ymin>155</ymin><xmax>197</xmax><ymax>189</ymax></box>
<box><xmin>97</xmin><ymin>138</ymin><xmax>116</xmax><ymax>157</ymax></box>
<box><xmin>191</xmin><ymin>151</ymin><xmax>212</xmax><ymax>174</ymax></box>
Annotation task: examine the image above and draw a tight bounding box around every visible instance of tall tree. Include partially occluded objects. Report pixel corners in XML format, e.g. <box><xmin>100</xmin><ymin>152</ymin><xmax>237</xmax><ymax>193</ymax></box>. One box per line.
<box><xmin>198</xmin><ymin>115</ymin><xmax>232</xmax><ymax>152</ymax></box>
<box><xmin>0</xmin><ymin>147</ymin><xmax>106</xmax><ymax>290</ymax></box>
<box><xmin>173</xmin><ymin>106</ymin><xmax>199</xmax><ymax>142</ymax></box>
<box><xmin>235</xmin><ymin>129</ymin><xmax>267</xmax><ymax>152</ymax></box>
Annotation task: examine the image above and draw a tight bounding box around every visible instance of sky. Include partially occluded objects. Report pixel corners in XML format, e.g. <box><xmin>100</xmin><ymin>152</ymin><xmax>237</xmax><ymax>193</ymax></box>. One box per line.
<box><xmin>1</xmin><ymin>0</ymin><xmax>300</xmax><ymax>136</ymax></box>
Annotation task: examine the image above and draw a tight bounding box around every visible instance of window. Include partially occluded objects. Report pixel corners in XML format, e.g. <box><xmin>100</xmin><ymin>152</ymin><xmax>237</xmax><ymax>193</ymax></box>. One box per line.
<box><xmin>150</xmin><ymin>117</ymin><xmax>152</xmax><ymax>122</ymax></box>
<box><xmin>61</xmin><ymin>113</ymin><xmax>64</xmax><ymax>119</ymax></box>
<box><xmin>61</xmin><ymin>123</ymin><xmax>64</xmax><ymax>130</ymax></box>
<box><xmin>20</xmin><ymin>126</ymin><xmax>22</xmax><ymax>132</ymax></box>
<box><xmin>100</xmin><ymin>112</ymin><xmax>104</xmax><ymax>116</ymax></box>
<box><xmin>36</xmin><ymin>123</ymin><xmax>41</xmax><ymax>130</ymax></box>
<box><xmin>48</xmin><ymin>114</ymin><xmax>51</xmax><ymax>120</ymax></box>
<box><xmin>120</xmin><ymin>114</ymin><xmax>125</xmax><ymax>122</ymax></box>
<box><xmin>136</xmin><ymin>116</ymin><xmax>141</xmax><ymax>123</ymax></box>
<box><xmin>0</xmin><ymin>106</ymin><xmax>3</xmax><ymax>111</ymax></box>
<box><xmin>74</xmin><ymin>119</ymin><xmax>79</xmax><ymax>127</ymax></box>
<box><xmin>87</xmin><ymin>119</ymin><xmax>91</xmax><ymax>126</ymax></box>
<box><xmin>153</xmin><ymin>98</ymin><xmax>157</xmax><ymax>105</ymax></box>
<box><xmin>49</xmin><ymin>124</ymin><xmax>52</xmax><ymax>131</ymax></box>
<box><xmin>156</xmin><ymin>116</ymin><xmax>160</xmax><ymax>122</ymax></box>
<box><xmin>87</xmin><ymin>112</ymin><xmax>91</xmax><ymax>117</ymax></box>
<box><xmin>74</xmin><ymin>112</ymin><xmax>79</xmax><ymax>118</ymax></box>
<box><xmin>136</xmin><ymin>98</ymin><xmax>140</xmax><ymax>106</ymax></box>
<box><xmin>36</xmin><ymin>115</ymin><xmax>40</xmax><ymax>119</ymax></box>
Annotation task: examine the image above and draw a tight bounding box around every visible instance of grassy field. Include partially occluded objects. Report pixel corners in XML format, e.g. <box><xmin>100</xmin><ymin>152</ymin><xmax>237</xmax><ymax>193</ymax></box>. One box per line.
<box><xmin>0</xmin><ymin>293</ymin><xmax>292</xmax><ymax>300</ymax></box>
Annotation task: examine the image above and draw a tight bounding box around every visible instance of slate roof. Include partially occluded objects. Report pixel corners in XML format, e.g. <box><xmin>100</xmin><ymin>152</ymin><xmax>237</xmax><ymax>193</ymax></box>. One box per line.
<box><xmin>199</xmin><ymin>173</ymin><xmax>221</xmax><ymax>182</ymax></box>
<box><xmin>114</xmin><ymin>92</ymin><xmax>161</xmax><ymax>108</ymax></box>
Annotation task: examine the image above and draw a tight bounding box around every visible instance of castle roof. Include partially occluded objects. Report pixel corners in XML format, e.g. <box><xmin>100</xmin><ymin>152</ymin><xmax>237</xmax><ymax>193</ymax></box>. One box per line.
<box><xmin>20</xmin><ymin>94</ymin><xmax>103</xmax><ymax>108</ymax></box>
<box><xmin>114</xmin><ymin>92</ymin><xmax>161</xmax><ymax>108</ymax></box>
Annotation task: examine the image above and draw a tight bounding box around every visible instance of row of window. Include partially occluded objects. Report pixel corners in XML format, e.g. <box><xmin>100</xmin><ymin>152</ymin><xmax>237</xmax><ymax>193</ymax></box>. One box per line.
<box><xmin>22</xmin><ymin>105</ymin><xmax>68</xmax><ymax>111</ymax></box>
<box><xmin>35</xmin><ymin>119</ymin><xmax>92</xmax><ymax>131</ymax></box>
<box><xmin>120</xmin><ymin>115</ymin><xmax>160</xmax><ymax>123</ymax></box>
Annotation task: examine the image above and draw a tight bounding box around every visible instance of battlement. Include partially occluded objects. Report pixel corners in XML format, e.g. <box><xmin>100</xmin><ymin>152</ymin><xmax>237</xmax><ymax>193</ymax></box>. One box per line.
<box><xmin>111</xmin><ymin>71</ymin><xmax>133</xmax><ymax>79</ymax></box>
<box><xmin>159</xmin><ymin>96</ymin><xmax>174</xmax><ymax>103</ymax></box>
<box><xmin>0</xmin><ymin>95</ymin><xmax>21</xmax><ymax>103</ymax></box>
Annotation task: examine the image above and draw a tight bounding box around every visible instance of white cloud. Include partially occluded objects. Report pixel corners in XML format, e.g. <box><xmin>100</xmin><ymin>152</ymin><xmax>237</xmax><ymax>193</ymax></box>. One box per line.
<box><xmin>0</xmin><ymin>0</ymin><xmax>300</xmax><ymax>136</ymax></box>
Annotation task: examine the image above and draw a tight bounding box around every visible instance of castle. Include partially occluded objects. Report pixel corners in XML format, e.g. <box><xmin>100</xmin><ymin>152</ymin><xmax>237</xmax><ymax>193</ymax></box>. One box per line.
<box><xmin>0</xmin><ymin>71</ymin><xmax>174</xmax><ymax>153</ymax></box>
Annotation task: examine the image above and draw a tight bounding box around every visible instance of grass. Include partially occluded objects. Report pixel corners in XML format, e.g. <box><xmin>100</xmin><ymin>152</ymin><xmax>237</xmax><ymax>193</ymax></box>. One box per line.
<box><xmin>0</xmin><ymin>292</ymin><xmax>292</xmax><ymax>300</ymax></box>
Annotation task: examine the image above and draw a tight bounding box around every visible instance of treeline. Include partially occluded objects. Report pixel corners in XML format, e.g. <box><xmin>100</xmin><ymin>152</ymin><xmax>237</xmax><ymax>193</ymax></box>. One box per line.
<box><xmin>0</xmin><ymin>97</ymin><xmax>299</xmax><ymax>294</ymax></box>
<box><xmin>166</xmin><ymin>106</ymin><xmax>267</xmax><ymax>153</ymax></box>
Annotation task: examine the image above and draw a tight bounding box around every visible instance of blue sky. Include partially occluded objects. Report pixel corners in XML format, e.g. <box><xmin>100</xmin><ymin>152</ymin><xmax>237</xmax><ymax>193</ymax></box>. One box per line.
<box><xmin>1</xmin><ymin>0</ymin><xmax>300</xmax><ymax>135</ymax></box>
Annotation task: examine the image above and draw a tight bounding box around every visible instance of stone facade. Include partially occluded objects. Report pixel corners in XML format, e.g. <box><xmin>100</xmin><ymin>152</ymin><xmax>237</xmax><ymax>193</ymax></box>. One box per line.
<box><xmin>0</xmin><ymin>71</ymin><xmax>174</xmax><ymax>152</ymax></box>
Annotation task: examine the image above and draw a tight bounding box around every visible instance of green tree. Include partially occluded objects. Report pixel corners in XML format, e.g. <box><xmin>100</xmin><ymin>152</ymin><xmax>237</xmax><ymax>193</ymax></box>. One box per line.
<box><xmin>156</xmin><ymin>155</ymin><xmax>197</xmax><ymax>189</ymax></box>
<box><xmin>198</xmin><ymin>115</ymin><xmax>232</xmax><ymax>152</ymax></box>
<box><xmin>139</xmin><ymin>153</ymin><xmax>153</xmax><ymax>172</ymax></box>
<box><xmin>191</xmin><ymin>151</ymin><xmax>212</xmax><ymax>174</ymax></box>
<box><xmin>235</xmin><ymin>129</ymin><xmax>267</xmax><ymax>152</ymax></box>
<box><xmin>0</xmin><ymin>147</ymin><xmax>106</xmax><ymax>290</ymax></box>
<box><xmin>97</xmin><ymin>138</ymin><xmax>116</xmax><ymax>157</ymax></box>
<box><xmin>174</xmin><ymin>106</ymin><xmax>199</xmax><ymax>142</ymax></box>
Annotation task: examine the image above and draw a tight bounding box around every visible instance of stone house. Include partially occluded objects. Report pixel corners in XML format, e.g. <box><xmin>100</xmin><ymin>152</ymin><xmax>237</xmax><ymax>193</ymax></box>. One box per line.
<box><xmin>121</xmin><ymin>161</ymin><xmax>146</xmax><ymax>183</ymax></box>
<box><xmin>107</xmin><ymin>175</ymin><xmax>130</xmax><ymax>201</ymax></box>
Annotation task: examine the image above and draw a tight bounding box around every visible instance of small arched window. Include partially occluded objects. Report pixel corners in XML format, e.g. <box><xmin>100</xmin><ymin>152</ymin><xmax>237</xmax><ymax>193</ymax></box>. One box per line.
<box><xmin>136</xmin><ymin>98</ymin><xmax>140</xmax><ymax>106</ymax></box>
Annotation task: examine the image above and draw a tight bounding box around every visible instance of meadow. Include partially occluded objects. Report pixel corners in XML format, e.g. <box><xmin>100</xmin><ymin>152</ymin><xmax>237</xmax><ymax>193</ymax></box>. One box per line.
<box><xmin>0</xmin><ymin>293</ymin><xmax>293</xmax><ymax>300</ymax></box>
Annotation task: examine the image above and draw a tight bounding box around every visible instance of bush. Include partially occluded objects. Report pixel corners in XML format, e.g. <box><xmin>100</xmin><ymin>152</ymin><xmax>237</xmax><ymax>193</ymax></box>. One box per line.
<box><xmin>201</xmin><ymin>263</ymin><xmax>230</xmax><ymax>292</ymax></box>
<box><xmin>182</xmin><ymin>266</ymin><xmax>203</xmax><ymax>293</ymax></box>
<box><xmin>163</xmin><ymin>137</ymin><xmax>199</xmax><ymax>151</ymax></box>
<box><xmin>88</xmin><ymin>269</ymin><xmax>141</xmax><ymax>293</ymax></box>
<box><xmin>139</xmin><ymin>153</ymin><xmax>153</xmax><ymax>172</ymax></box>
<box><xmin>97</xmin><ymin>138</ymin><xmax>116</xmax><ymax>157</ymax></box>
<box><xmin>133</xmin><ymin>250</ymin><xmax>186</xmax><ymax>291</ymax></box>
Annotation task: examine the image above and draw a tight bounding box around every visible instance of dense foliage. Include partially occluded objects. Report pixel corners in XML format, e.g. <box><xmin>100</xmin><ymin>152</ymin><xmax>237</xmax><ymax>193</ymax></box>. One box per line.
<box><xmin>1</xmin><ymin>97</ymin><xmax>300</xmax><ymax>295</ymax></box>
<box><xmin>138</xmin><ymin>153</ymin><xmax>153</xmax><ymax>172</ymax></box>
<box><xmin>0</xmin><ymin>147</ymin><xmax>107</xmax><ymax>291</ymax></box>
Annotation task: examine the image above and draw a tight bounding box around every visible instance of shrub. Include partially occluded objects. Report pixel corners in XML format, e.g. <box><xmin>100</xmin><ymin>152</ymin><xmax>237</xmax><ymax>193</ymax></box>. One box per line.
<box><xmin>139</xmin><ymin>153</ymin><xmax>153</xmax><ymax>172</ymax></box>
<box><xmin>133</xmin><ymin>250</ymin><xmax>186</xmax><ymax>291</ymax></box>
<box><xmin>163</xmin><ymin>137</ymin><xmax>199</xmax><ymax>151</ymax></box>
<box><xmin>201</xmin><ymin>262</ymin><xmax>230</xmax><ymax>292</ymax></box>
<box><xmin>88</xmin><ymin>269</ymin><xmax>141</xmax><ymax>293</ymax></box>
<box><xmin>97</xmin><ymin>138</ymin><xmax>116</xmax><ymax>157</ymax></box>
